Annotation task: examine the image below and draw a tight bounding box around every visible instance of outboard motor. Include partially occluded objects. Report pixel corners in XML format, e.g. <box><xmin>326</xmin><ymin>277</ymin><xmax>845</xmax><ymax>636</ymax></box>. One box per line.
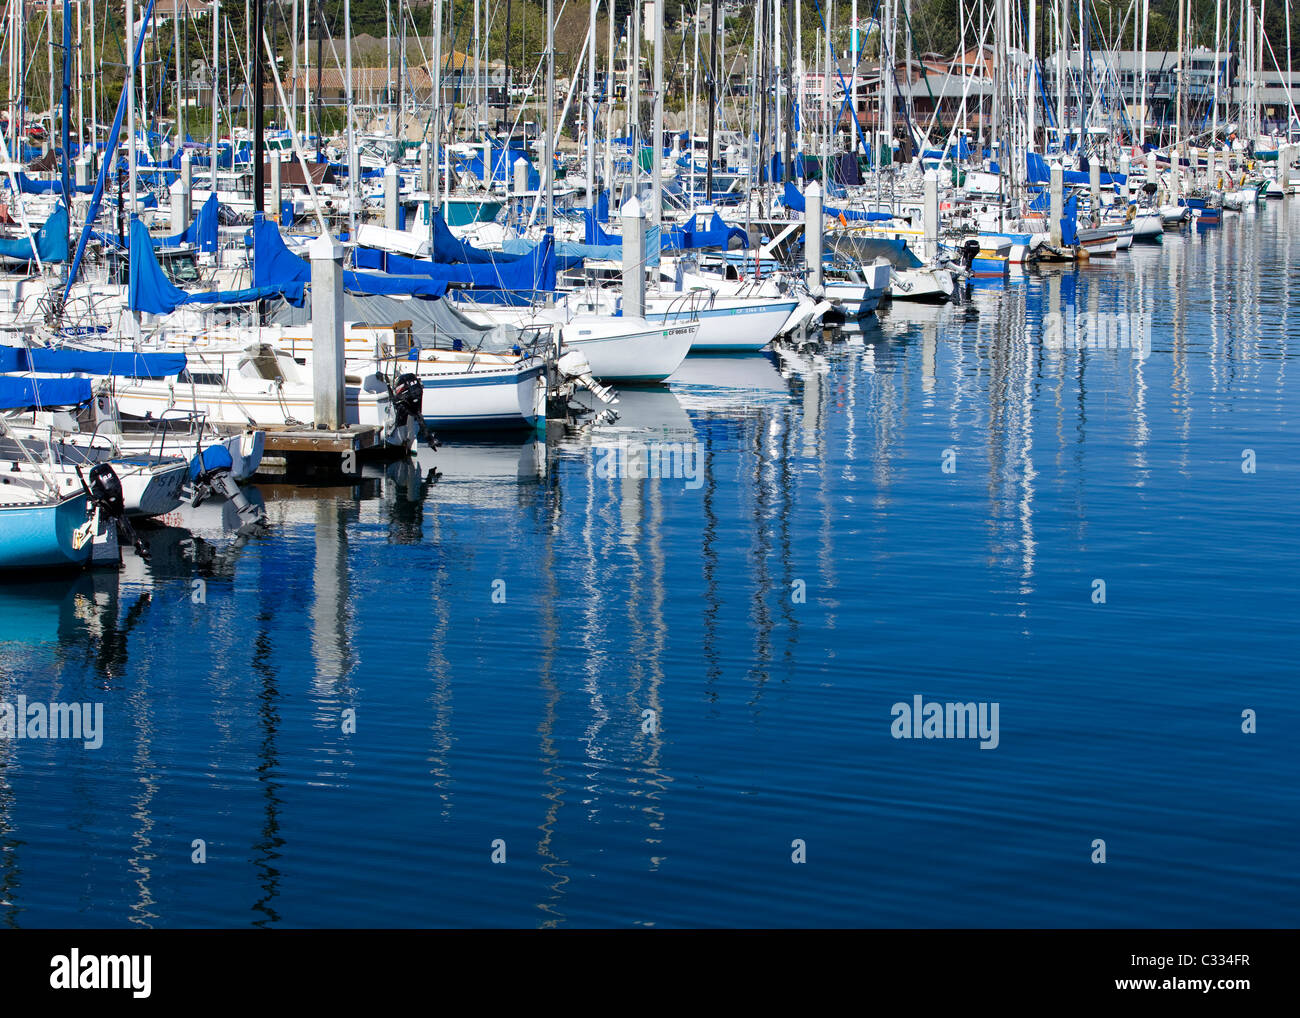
<box><xmin>82</xmin><ymin>462</ymin><xmax>149</xmax><ymax>560</ymax></box>
<box><xmin>389</xmin><ymin>372</ymin><xmax>435</xmax><ymax>446</ymax></box>
<box><xmin>955</xmin><ymin>239</ymin><xmax>981</xmax><ymax>306</ymax></box>
<box><xmin>554</xmin><ymin>349</ymin><xmax>617</xmax><ymax>405</ymax></box>
<box><xmin>190</xmin><ymin>444</ymin><xmax>265</xmax><ymax>529</ymax></box>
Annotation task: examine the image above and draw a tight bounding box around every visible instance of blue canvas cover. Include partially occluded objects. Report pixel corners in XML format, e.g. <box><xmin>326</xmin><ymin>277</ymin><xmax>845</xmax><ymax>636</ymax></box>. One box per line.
<box><xmin>661</xmin><ymin>211</ymin><xmax>748</xmax><ymax>251</ymax></box>
<box><xmin>0</xmin><ymin>375</ymin><xmax>92</xmax><ymax>409</ymax></box>
<box><xmin>251</xmin><ymin>216</ymin><xmax>449</xmax><ymax>299</ymax></box>
<box><xmin>461</xmin><ymin>144</ymin><xmax>540</xmax><ymax>190</ymax></box>
<box><xmin>158</xmin><ymin>193</ymin><xmax>219</xmax><ymax>252</ymax></box>
<box><xmin>8</xmin><ymin>345</ymin><xmax>186</xmax><ymax>378</ymax></box>
<box><xmin>130</xmin><ymin>218</ymin><xmax>306</xmax><ymax>314</ymax></box>
<box><xmin>781</xmin><ymin>182</ymin><xmax>892</xmax><ymax>222</ymax></box>
<box><xmin>430</xmin><ymin>209</ymin><xmax>528</xmax><ymax>264</ymax></box>
<box><xmin>14</xmin><ymin>171</ymin><xmax>94</xmax><ymax>195</ymax></box>
<box><xmin>0</xmin><ymin>205</ymin><xmax>69</xmax><ymax>263</ymax></box>
<box><xmin>355</xmin><ymin>236</ymin><xmax>556</xmax><ymax>293</ymax></box>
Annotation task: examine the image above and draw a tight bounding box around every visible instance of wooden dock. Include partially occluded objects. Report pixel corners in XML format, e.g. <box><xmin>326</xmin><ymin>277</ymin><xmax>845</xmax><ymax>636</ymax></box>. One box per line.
<box><xmin>252</xmin><ymin>425</ymin><xmax>398</xmax><ymax>483</ymax></box>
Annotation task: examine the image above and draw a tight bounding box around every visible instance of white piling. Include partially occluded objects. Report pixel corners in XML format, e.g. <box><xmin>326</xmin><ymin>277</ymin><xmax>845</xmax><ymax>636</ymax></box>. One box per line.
<box><xmin>922</xmin><ymin>170</ymin><xmax>939</xmax><ymax>263</ymax></box>
<box><xmin>420</xmin><ymin>141</ymin><xmax>431</xmax><ymax>192</ymax></box>
<box><xmin>1089</xmin><ymin>159</ymin><xmax>1101</xmax><ymax>214</ymax></box>
<box><xmin>309</xmin><ymin>235</ymin><xmax>346</xmax><ymax>431</ymax></box>
<box><xmin>384</xmin><ymin>163</ymin><xmax>400</xmax><ymax>231</ymax></box>
<box><xmin>621</xmin><ymin>196</ymin><xmax>646</xmax><ymax>318</ymax></box>
<box><xmin>1050</xmin><ymin>162</ymin><xmax>1064</xmax><ymax>246</ymax></box>
<box><xmin>171</xmin><ymin>150</ymin><xmax>193</xmax><ymax>233</ymax></box>
<box><xmin>513</xmin><ymin>156</ymin><xmax>529</xmax><ymax>197</ymax></box>
<box><xmin>805</xmin><ymin>182</ymin><xmax>824</xmax><ymax>293</ymax></box>
<box><xmin>1119</xmin><ymin>153</ymin><xmax>1131</xmax><ymax>201</ymax></box>
<box><xmin>270</xmin><ymin>155</ymin><xmax>282</xmax><ymax>221</ymax></box>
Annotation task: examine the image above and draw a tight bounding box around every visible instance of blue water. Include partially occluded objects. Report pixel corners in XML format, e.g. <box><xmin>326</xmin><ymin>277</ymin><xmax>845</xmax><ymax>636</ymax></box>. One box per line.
<box><xmin>2</xmin><ymin>206</ymin><xmax>1297</xmax><ymax>928</ymax></box>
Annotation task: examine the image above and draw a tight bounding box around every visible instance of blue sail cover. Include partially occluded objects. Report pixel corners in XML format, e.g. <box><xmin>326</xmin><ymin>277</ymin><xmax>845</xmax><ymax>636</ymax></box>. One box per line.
<box><xmin>14</xmin><ymin>172</ymin><xmax>94</xmax><ymax>195</ymax></box>
<box><xmin>64</xmin><ymin>0</ymin><xmax>160</xmax><ymax>304</ymax></box>
<box><xmin>430</xmin><ymin>209</ymin><xmax>528</xmax><ymax>264</ymax></box>
<box><xmin>5</xmin><ymin>345</ymin><xmax>186</xmax><ymax>378</ymax></box>
<box><xmin>499</xmin><ymin>236</ymin><xmax>614</xmax><ymax>270</ymax></box>
<box><xmin>1062</xmin><ymin>194</ymin><xmax>1079</xmax><ymax>247</ymax></box>
<box><xmin>781</xmin><ymin>181</ymin><xmax>893</xmax><ymax>222</ymax></box>
<box><xmin>356</xmin><ymin>237</ymin><xmax>556</xmax><ymax>293</ymax></box>
<box><xmin>130</xmin><ymin>218</ymin><xmax>305</xmax><ymax>314</ymax></box>
<box><xmin>1027</xmin><ymin>151</ymin><xmax>1127</xmax><ymax>188</ymax></box>
<box><xmin>0</xmin><ymin>375</ymin><xmax>93</xmax><ymax>409</ymax></box>
<box><xmin>251</xmin><ymin>216</ymin><xmax>449</xmax><ymax>299</ymax></box>
<box><xmin>661</xmin><ymin>211</ymin><xmax>749</xmax><ymax>251</ymax></box>
<box><xmin>583</xmin><ymin>207</ymin><xmax>620</xmax><ymax>246</ymax></box>
<box><xmin>0</xmin><ymin>205</ymin><xmax>69</xmax><ymax>263</ymax></box>
<box><xmin>460</xmin><ymin>145</ymin><xmax>541</xmax><ymax>190</ymax></box>
<box><xmin>158</xmin><ymin>193</ymin><xmax>219</xmax><ymax>252</ymax></box>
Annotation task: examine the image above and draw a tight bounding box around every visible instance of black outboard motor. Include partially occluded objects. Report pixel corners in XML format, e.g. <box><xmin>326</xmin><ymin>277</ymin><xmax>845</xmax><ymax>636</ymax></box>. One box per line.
<box><xmin>389</xmin><ymin>372</ymin><xmax>437</xmax><ymax>447</ymax></box>
<box><xmin>189</xmin><ymin>444</ymin><xmax>264</xmax><ymax>528</ymax></box>
<box><xmin>959</xmin><ymin>238</ymin><xmax>981</xmax><ymax>273</ymax></box>
<box><xmin>86</xmin><ymin>462</ymin><xmax>125</xmax><ymax>518</ymax></box>
<box><xmin>83</xmin><ymin>462</ymin><xmax>149</xmax><ymax>560</ymax></box>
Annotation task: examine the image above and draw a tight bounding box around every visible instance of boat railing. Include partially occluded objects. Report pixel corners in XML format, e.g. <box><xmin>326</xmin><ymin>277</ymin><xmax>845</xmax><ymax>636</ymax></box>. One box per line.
<box><xmin>659</xmin><ymin>287</ymin><xmax>710</xmax><ymax>325</ymax></box>
<box><xmin>92</xmin><ymin>406</ymin><xmax>210</xmax><ymax>464</ymax></box>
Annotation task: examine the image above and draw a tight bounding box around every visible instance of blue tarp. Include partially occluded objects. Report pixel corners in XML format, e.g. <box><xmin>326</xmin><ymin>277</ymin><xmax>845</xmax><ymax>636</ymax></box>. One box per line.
<box><xmin>500</xmin><ymin>236</ymin><xmax>614</xmax><ymax>270</ymax></box>
<box><xmin>0</xmin><ymin>346</ymin><xmax>23</xmax><ymax>371</ymax></box>
<box><xmin>14</xmin><ymin>172</ymin><xmax>94</xmax><ymax>195</ymax></box>
<box><xmin>0</xmin><ymin>206</ymin><xmax>69</xmax><ymax>263</ymax></box>
<box><xmin>130</xmin><ymin>218</ymin><xmax>305</xmax><ymax>314</ymax></box>
<box><xmin>7</xmin><ymin>345</ymin><xmax>186</xmax><ymax>378</ymax></box>
<box><xmin>781</xmin><ymin>182</ymin><xmax>892</xmax><ymax>222</ymax></box>
<box><xmin>460</xmin><ymin>144</ymin><xmax>541</xmax><ymax>190</ymax></box>
<box><xmin>251</xmin><ymin>216</ymin><xmax>450</xmax><ymax>299</ymax></box>
<box><xmin>430</xmin><ymin>209</ymin><xmax>527</xmax><ymax>265</ymax></box>
<box><xmin>661</xmin><ymin>211</ymin><xmax>748</xmax><ymax>251</ymax></box>
<box><xmin>583</xmin><ymin>206</ymin><xmax>620</xmax><ymax>246</ymax></box>
<box><xmin>0</xmin><ymin>375</ymin><xmax>93</xmax><ymax>409</ymax></box>
<box><xmin>157</xmin><ymin>193</ymin><xmax>219</xmax><ymax>252</ymax></box>
<box><xmin>356</xmin><ymin>237</ymin><xmax>556</xmax><ymax>293</ymax></box>
<box><xmin>1027</xmin><ymin>151</ymin><xmax>1128</xmax><ymax>188</ymax></box>
<box><xmin>1027</xmin><ymin>152</ymin><xmax>1051</xmax><ymax>183</ymax></box>
<box><xmin>1062</xmin><ymin>194</ymin><xmax>1079</xmax><ymax>247</ymax></box>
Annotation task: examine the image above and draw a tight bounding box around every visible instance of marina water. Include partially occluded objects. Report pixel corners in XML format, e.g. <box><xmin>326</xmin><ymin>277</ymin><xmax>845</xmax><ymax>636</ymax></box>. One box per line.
<box><xmin>1</xmin><ymin>204</ymin><xmax>1296</xmax><ymax>928</ymax></box>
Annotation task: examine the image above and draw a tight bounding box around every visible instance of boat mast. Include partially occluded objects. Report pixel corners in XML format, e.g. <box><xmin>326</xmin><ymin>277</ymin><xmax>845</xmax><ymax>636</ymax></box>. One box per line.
<box><xmin>127</xmin><ymin>0</ymin><xmax>137</xmax><ymax>210</ymax></box>
<box><xmin>211</xmin><ymin>0</ymin><xmax>220</xmax><ymax>190</ymax></box>
<box><xmin>705</xmin><ymin>0</ymin><xmax>717</xmax><ymax>203</ymax></box>
<box><xmin>253</xmin><ymin>0</ymin><xmax>264</xmax><ymax>213</ymax></box>
<box><xmin>1139</xmin><ymin>0</ymin><xmax>1148</xmax><ymax>146</ymax></box>
<box><xmin>432</xmin><ymin>0</ymin><xmax>441</xmax><ymax>209</ymax></box>
<box><xmin>1213</xmin><ymin>0</ymin><xmax>1223</xmax><ymax>151</ymax></box>
<box><xmin>545</xmin><ymin>0</ymin><xmax>554</xmax><ymax>227</ymax></box>
<box><xmin>587</xmin><ymin>0</ymin><xmax>598</xmax><ymax>210</ymax></box>
<box><xmin>344</xmin><ymin>0</ymin><xmax>356</xmax><ymax>236</ymax></box>
<box><xmin>651</xmin><ymin>0</ymin><xmax>663</xmax><ymax>225</ymax></box>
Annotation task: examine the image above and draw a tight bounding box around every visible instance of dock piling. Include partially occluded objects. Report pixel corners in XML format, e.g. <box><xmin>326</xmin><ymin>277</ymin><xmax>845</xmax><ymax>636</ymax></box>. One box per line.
<box><xmin>309</xmin><ymin>235</ymin><xmax>346</xmax><ymax>432</ymax></box>
<box><xmin>384</xmin><ymin>163</ymin><xmax>399</xmax><ymax>231</ymax></box>
<box><xmin>621</xmin><ymin>196</ymin><xmax>646</xmax><ymax>318</ymax></box>
<box><xmin>1050</xmin><ymin>163</ymin><xmax>1063</xmax><ymax>246</ymax></box>
<box><xmin>805</xmin><ymin>181</ymin><xmax>824</xmax><ymax>293</ymax></box>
